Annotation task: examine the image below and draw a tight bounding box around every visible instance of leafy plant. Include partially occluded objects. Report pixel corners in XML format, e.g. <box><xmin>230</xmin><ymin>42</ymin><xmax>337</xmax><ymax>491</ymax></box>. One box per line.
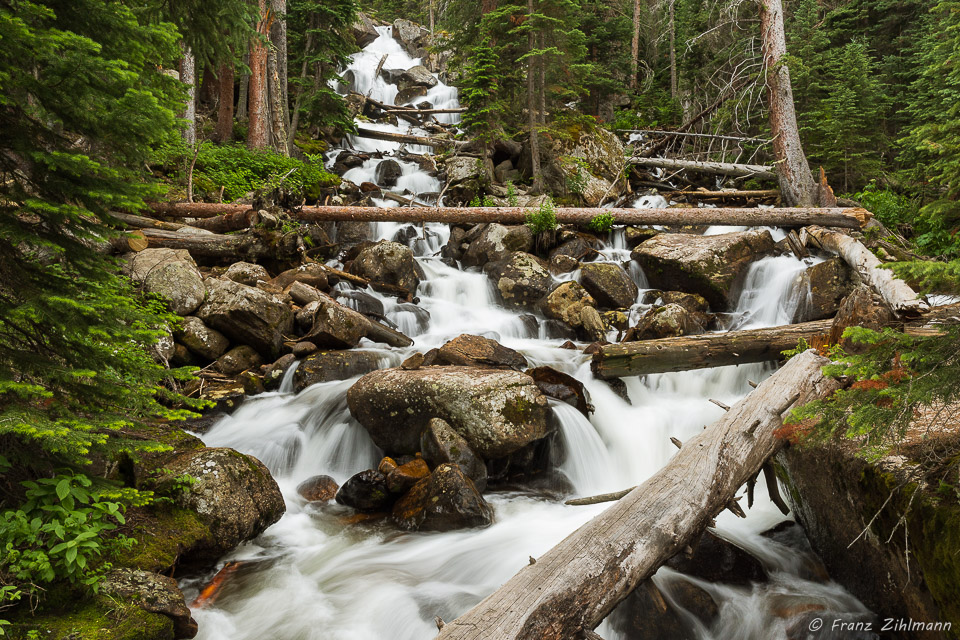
<box><xmin>587</xmin><ymin>212</ymin><xmax>616</xmax><ymax>233</ymax></box>
<box><xmin>525</xmin><ymin>196</ymin><xmax>559</xmax><ymax>234</ymax></box>
<box><xmin>506</xmin><ymin>181</ymin><xmax>519</xmax><ymax>207</ymax></box>
<box><xmin>469</xmin><ymin>195</ymin><xmax>496</xmax><ymax>207</ymax></box>
<box><xmin>563</xmin><ymin>156</ymin><xmax>590</xmax><ymax>197</ymax></box>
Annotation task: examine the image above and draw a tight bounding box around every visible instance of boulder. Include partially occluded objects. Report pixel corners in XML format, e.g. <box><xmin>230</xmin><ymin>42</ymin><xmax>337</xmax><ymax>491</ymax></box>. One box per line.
<box><xmin>527</xmin><ymin>124</ymin><xmax>625</xmax><ymax>201</ymax></box>
<box><xmin>829</xmin><ymin>284</ymin><xmax>897</xmax><ymax>352</ymax></box>
<box><xmin>462</xmin><ymin>224</ymin><xmax>534</xmax><ymax>267</ymax></box>
<box><xmin>580</xmin><ymin>306</ymin><xmax>607</xmax><ymax>342</ymax></box>
<box><xmin>550</xmin><ymin>237</ymin><xmax>594</xmax><ymax>262</ymax></box>
<box><xmin>792</xmin><ymin>257</ymin><xmax>856</xmax><ymax>322</ymax></box>
<box><xmin>396</xmin><ymin>85</ymin><xmax>428</xmax><ymax>105</ymax></box>
<box><xmin>125</xmin><ymin>248</ymin><xmax>205</xmax><ymax>316</ymax></box>
<box><xmin>446</xmin><ymin>156</ymin><xmax>481</xmax><ymax>183</ymax></box>
<box><xmin>626</xmin><ymin>303</ymin><xmax>707</xmax><ymax>340</ymax></box>
<box><xmin>296</xmin><ymin>475</ymin><xmax>339</xmax><ymax>502</ymax></box>
<box><xmin>385</xmin><ymin>457</ymin><xmax>431</xmax><ymax>494</ymax></box>
<box><xmin>624</xmin><ymin>226</ymin><xmax>659</xmax><ymax>248</ymax></box>
<box><xmin>484</xmin><ymin>252</ymin><xmax>554</xmax><ymax>309</ymax></box>
<box><xmin>335</xmin><ymin>469</ymin><xmax>391</xmax><ymax>512</ymax></box>
<box><xmin>285</xmin><ymin>281</ymin><xmax>323</xmax><ymax>307</ymax></box>
<box><xmin>100</xmin><ymin>569</ymin><xmax>198</xmax><ymax>639</ymax></box>
<box><xmin>263</xmin><ymin>353</ymin><xmax>297</xmax><ymax>390</ymax></box>
<box><xmin>435</xmin><ymin>334</ymin><xmax>527</xmax><ymax>369</ymax></box>
<box><xmin>224</xmin><ymin>262</ymin><xmax>269</xmax><ymax>287</ymax></box>
<box><xmin>351</xmin><ymin>12</ymin><xmax>380</xmax><ymax>48</ymax></box>
<box><xmin>527</xmin><ymin>366</ymin><xmax>591</xmax><ymax>416</ymax></box>
<box><xmin>216</xmin><ymin>345</ymin><xmax>262</xmax><ymax>376</ymax></box>
<box><xmin>579</xmin><ymin>262</ymin><xmax>639</xmax><ymax>309</ymax></box>
<box><xmin>292</xmin><ymin>341</ymin><xmax>318</xmax><ymax>357</ymax></box>
<box><xmin>541</xmin><ymin>281</ymin><xmax>596</xmax><ymax>330</ymax></box>
<box><xmin>293</xmin><ymin>350</ymin><xmax>384</xmax><ymax>392</ymax></box>
<box><xmin>347</xmin><ymin>366</ymin><xmax>550</xmax><ymax>459</ymax></box>
<box><xmin>151</xmin><ymin>327</ymin><xmax>175</xmax><ymax>364</ymax></box>
<box><xmin>392</xmin><ymin>18</ymin><xmax>429</xmax><ymax>57</ymax></box>
<box><xmin>420</xmin><ymin>418</ymin><xmax>488</xmax><ymax>491</ymax></box>
<box><xmin>271</xmin><ymin>263</ymin><xmax>329</xmax><ymax>291</ymax></box>
<box><xmin>549</xmin><ymin>254</ymin><xmax>579</xmax><ymax>274</ymax></box>
<box><xmin>177</xmin><ymin>316</ymin><xmax>229</xmax><ymax>361</ymax></box>
<box><xmin>391</xmin><ymin>463</ymin><xmax>493</xmax><ymax>531</ymax></box>
<box><xmin>393</xmin><ymin>64</ymin><xmax>437</xmax><ymax>90</ymax></box>
<box><xmin>348</xmin><ymin>241</ymin><xmax>421</xmax><ymax>295</ymax></box>
<box><xmin>631</xmin><ymin>230</ymin><xmax>776</xmax><ymax>309</ymax></box>
<box><xmin>374</xmin><ymin>159</ymin><xmax>403</xmax><ymax>187</ymax></box>
<box><xmin>161</xmin><ymin>448</ymin><xmax>284</xmax><ymax>563</ymax></box>
<box><xmin>337</xmin><ymin>290</ymin><xmax>385</xmax><ymax>317</ymax></box>
<box><xmin>610</xmin><ymin>581</ymin><xmax>694</xmax><ymax>640</ymax></box>
<box><xmin>301</xmin><ymin>297</ymin><xmax>369</xmax><ymax>349</ymax></box>
<box><xmin>666</xmin><ymin>530</ymin><xmax>766</xmax><ymax>585</ymax></box>
<box><xmin>197</xmin><ymin>278</ymin><xmax>294</xmax><ymax>359</ymax></box>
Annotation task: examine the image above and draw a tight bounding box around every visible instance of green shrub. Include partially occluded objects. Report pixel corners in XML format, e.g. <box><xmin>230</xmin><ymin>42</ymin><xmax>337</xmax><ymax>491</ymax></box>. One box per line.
<box><xmin>525</xmin><ymin>197</ymin><xmax>558</xmax><ymax>234</ymax></box>
<box><xmin>506</xmin><ymin>181</ymin><xmax>519</xmax><ymax>207</ymax></box>
<box><xmin>587</xmin><ymin>212</ymin><xmax>616</xmax><ymax>233</ymax></box>
<box><xmin>852</xmin><ymin>182</ymin><xmax>919</xmax><ymax>230</ymax></box>
<box><xmin>469</xmin><ymin>194</ymin><xmax>496</xmax><ymax>207</ymax></box>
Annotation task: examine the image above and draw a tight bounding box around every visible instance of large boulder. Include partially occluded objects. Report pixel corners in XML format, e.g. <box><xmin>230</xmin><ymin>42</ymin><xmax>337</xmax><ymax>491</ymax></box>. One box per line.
<box><xmin>392</xmin><ymin>64</ymin><xmax>437</xmax><ymax>90</ymax></box>
<box><xmin>631</xmin><ymin>230</ymin><xmax>776</xmax><ymax>309</ymax></box>
<box><xmin>374</xmin><ymin>159</ymin><xmax>403</xmax><ymax>187</ymax></box>
<box><xmin>335</xmin><ymin>469</ymin><xmax>391</xmax><ymax>512</ymax></box>
<box><xmin>224</xmin><ymin>262</ymin><xmax>269</xmax><ymax>287</ymax></box>
<box><xmin>301</xmin><ymin>297</ymin><xmax>369</xmax><ymax>349</ymax></box>
<box><xmin>348</xmin><ymin>241</ymin><xmax>421</xmax><ymax>295</ymax></box>
<box><xmin>293</xmin><ymin>350</ymin><xmax>384</xmax><ymax>391</ymax></box>
<box><xmin>541</xmin><ymin>281</ymin><xmax>596</xmax><ymax>330</ymax></box>
<box><xmin>445</xmin><ymin>156</ymin><xmax>481</xmax><ymax>184</ymax></box>
<box><xmin>792</xmin><ymin>257</ymin><xmax>856</xmax><ymax>322</ymax></box>
<box><xmin>579</xmin><ymin>262</ymin><xmax>639</xmax><ymax>309</ymax></box>
<box><xmin>125</xmin><ymin>248</ymin><xmax>205</xmax><ymax>316</ymax></box>
<box><xmin>197</xmin><ymin>278</ymin><xmax>294</xmax><ymax>359</ymax></box>
<box><xmin>100</xmin><ymin>569</ymin><xmax>197</xmax><ymax>639</ymax></box>
<box><xmin>829</xmin><ymin>284</ymin><xmax>897</xmax><ymax>352</ymax></box>
<box><xmin>484</xmin><ymin>252</ymin><xmax>554</xmax><ymax>309</ymax></box>
<box><xmin>159</xmin><ymin>448</ymin><xmax>284</xmax><ymax>563</ymax></box>
<box><xmin>391</xmin><ymin>463</ymin><xmax>493</xmax><ymax>531</ymax></box>
<box><xmin>527</xmin><ymin>125</ymin><xmax>625</xmax><ymax>202</ymax></box>
<box><xmin>420</xmin><ymin>418</ymin><xmax>488</xmax><ymax>491</ymax></box>
<box><xmin>627</xmin><ymin>303</ymin><xmax>707</xmax><ymax>340</ymax></box>
<box><xmin>666</xmin><ymin>530</ymin><xmax>766</xmax><ymax>585</ymax></box>
<box><xmin>435</xmin><ymin>334</ymin><xmax>527</xmax><ymax>370</ymax></box>
<box><xmin>347</xmin><ymin>366</ymin><xmax>550</xmax><ymax>459</ymax></box>
<box><xmin>177</xmin><ymin>316</ymin><xmax>229</xmax><ymax>361</ymax></box>
<box><xmin>392</xmin><ymin>18</ymin><xmax>429</xmax><ymax>57</ymax></box>
<box><xmin>462</xmin><ymin>224</ymin><xmax>534</xmax><ymax>267</ymax></box>
<box><xmin>351</xmin><ymin>12</ymin><xmax>380</xmax><ymax>48</ymax></box>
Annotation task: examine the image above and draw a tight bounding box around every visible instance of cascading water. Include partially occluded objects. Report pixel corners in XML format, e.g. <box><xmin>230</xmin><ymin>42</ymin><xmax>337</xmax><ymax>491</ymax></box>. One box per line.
<box><xmin>185</xmin><ymin>25</ymin><xmax>875</xmax><ymax>640</ymax></box>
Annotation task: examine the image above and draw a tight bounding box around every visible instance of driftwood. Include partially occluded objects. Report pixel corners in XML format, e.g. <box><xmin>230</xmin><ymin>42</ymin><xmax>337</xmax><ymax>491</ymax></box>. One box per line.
<box><xmin>146</xmin><ymin>203</ymin><xmax>865</xmax><ymax>229</ymax></box>
<box><xmin>626</xmin><ymin>157</ymin><xmax>776</xmax><ymax>180</ymax></box>
<box><xmin>669</xmin><ymin>189</ymin><xmax>779</xmax><ymax>200</ymax></box>
<box><xmin>435</xmin><ymin>350</ymin><xmax>841</xmax><ymax>640</ymax></box>
<box><xmin>107</xmin><ymin>211</ymin><xmax>187</xmax><ymax>231</ymax></box>
<box><xmin>188</xmin><ymin>208</ymin><xmax>261</xmax><ymax>233</ymax></box>
<box><xmin>354</xmin><ymin>127</ymin><xmax>467</xmax><ymax>149</ymax></box>
<box><xmin>121</xmin><ymin>228</ymin><xmax>299</xmax><ymax>262</ymax></box>
<box><xmin>591</xmin><ymin>319</ymin><xmax>834</xmax><ymax>379</ymax></box>
<box><xmin>803</xmin><ymin>225</ymin><xmax>929</xmax><ymax>316</ymax></box>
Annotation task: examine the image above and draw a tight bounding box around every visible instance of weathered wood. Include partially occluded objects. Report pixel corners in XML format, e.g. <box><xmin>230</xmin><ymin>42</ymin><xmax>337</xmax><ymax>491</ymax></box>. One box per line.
<box><xmin>620</xmin><ymin>130</ymin><xmax>771</xmax><ymax>145</ymax></box>
<box><xmin>108</xmin><ymin>211</ymin><xmax>187</xmax><ymax>231</ymax></box>
<box><xmin>435</xmin><ymin>350</ymin><xmax>841</xmax><ymax>640</ymax></box>
<box><xmin>383</xmin><ymin>108</ymin><xmax>467</xmax><ymax>115</ymax></box>
<box><xmin>626</xmin><ymin>157</ymin><xmax>776</xmax><ymax>180</ymax></box>
<box><xmin>188</xmin><ymin>209</ymin><xmax>261</xmax><ymax>233</ymax></box>
<box><xmin>591</xmin><ymin>319</ymin><xmax>834</xmax><ymax>379</ymax></box>
<box><xmin>354</xmin><ymin>126</ymin><xmax>467</xmax><ymax>149</ymax></box>
<box><xmin>146</xmin><ymin>203</ymin><xmax>866</xmax><ymax>229</ymax></box>
<box><xmin>669</xmin><ymin>189</ymin><xmax>780</xmax><ymax>199</ymax></box>
<box><xmin>134</xmin><ymin>228</ymin><xmax>298</xmax><ymax>262</ymax></box>
<box><xmin>803</xmin><ymin>225</ymin><xmax>929</xmax><ymax>316</ymax></box>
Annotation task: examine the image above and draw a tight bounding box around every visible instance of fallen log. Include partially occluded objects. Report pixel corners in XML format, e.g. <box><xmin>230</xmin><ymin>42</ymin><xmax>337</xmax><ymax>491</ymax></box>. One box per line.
<box><xmin>107</xmin><ymin>211</ymin><xmax>187</xmax><ymax>231</ymax></box>
<box><xmin>435</xmin><ymin>350</ymin><xmax>841</xmax><ymax>640</ymax></box>
<box><xmin>626</xmin><ymin>157</ymin><xmax>776</xmax><ymax>180</ymax></box>
<box><xmin>188</xmin><ymin>208</ymin><xmax>260</xmax><ymax>233</ymax></box>
<box><xmin>669</xmin><ymin>189</ymin><xmax>779</xmax><ymax>199</ymax></box>
<box><xmin>591</xmin><ymin>319</ymin><xmax>834</xmax><ymax>379</ymax></box>
<box><xmin>803</xmin><ymin>225</ymin><xmax>929</xmax><ymax>316</ymax></box>
<box><xmin>383</xmin><ymin>107</ymin><xmax>467</xmax><ymax>115</ymax></box>
<box><xmin>146</xmin><ymin>203</ymin><xmax>866</xmax><ymax>229</ymax></box>
<box><xmin>353</xmin><ymin>127</ymin><xmax>467</xmax><ymax>149</ymax></box>
<box><xmin>130</xmin><ymin>228</ymin><xmax>299</xmax><ymax>262</ymax></box>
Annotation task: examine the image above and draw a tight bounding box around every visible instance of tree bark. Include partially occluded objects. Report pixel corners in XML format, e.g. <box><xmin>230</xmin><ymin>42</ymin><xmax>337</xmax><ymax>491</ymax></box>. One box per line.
<box><xmin>180</xmin><ymin>46</ymin><xmax>197</xmax><ymax>146</ymax></box>
<box><xmin>247</xmin><ymin>0</ymin><xmax>270</xmax><ymax>150</ymax></box>
<box><xmin>759</xmin><ymin>0</ymin><xmax>816</xmax><ymax>206</ymax></box>
<box><xmin>126</xmin><ymin>228</ymin><xmax>298</xmax><ymax>263</ymax></box>
<box><xmin>627</xmin><ymin>156</ymin><xmax>777</xmax><ymax>179</ymax></box>
<box><xmin>188</xmin><ymin>209</ymin><xmax>261</xmax><ymax>233</ymax></box>
<box><xmin>802</xmin><ymin>226</ymin><xmax>929</xmax><ymax>316</ymax></box>
<box><xmin>435</xmin><ymin>350</ymin><xmax>841</xmax><ymax>640</ymax></box>
<box><xmin>591</xmin><ymin>319</ymin><xmax>834</xmax><ymax>379</ymax></box>
<box><xmin>630</xmin><ymin>0</ymin><xmax>641</xmax><ymax>89</ymax></box>
<box><xmin>527</xmin><ymin>0</ymin><xmax>544</xmax><ymax>193</ymax></box>
<box><xmin>237</xmin><ymin>50</ymin><xmax>250</xmax><ymax>121</ymax></box>
<box><xmin>268</xmin><ymin>0</ymin><xmax>289</xmax><ymax>154</ymax></box>
<box><xmin>354</xmin><ymin>126</ymin><xmax>467</xmax><ymax>148</ymax></box>
<box><xmin>669</xmin><ymin>0</ymin><xmax>677</xmax><ymax>98</ymax></box>
<box><xmin>215</xmin><ymin>61</ymin><xmax>235</xmax><ymax>143</ymax></box>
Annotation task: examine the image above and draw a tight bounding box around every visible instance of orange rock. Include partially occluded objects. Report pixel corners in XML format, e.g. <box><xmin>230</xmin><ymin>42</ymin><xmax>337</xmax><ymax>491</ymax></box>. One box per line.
<box><xmin>378</xmin><ymin>456</ymin><xmax>398</xmax><ymax>475</ymax></box>
<box><xmin>386</xmin><ymin>458</ymin><xmax>430</xmax><ymax>494</ymax></box>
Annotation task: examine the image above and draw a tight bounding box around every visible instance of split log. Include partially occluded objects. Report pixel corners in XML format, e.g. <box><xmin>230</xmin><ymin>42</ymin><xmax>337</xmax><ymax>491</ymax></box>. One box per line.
<box><xmin>353</xmin><ymin>127</ymin><xmax>467</xmax><ymax>149</ymax></box>
<box><xmin>803</xmin><ymin>225</ymin><xmax>929</xmax><ymax>316</ymax></box>
<box><xmin>590</xmin><ymin>319</ymin><xmax>834</xmax><ymax>379</ymax></box>
<box><xmin>107</xmin><ymin>211</ymin><xmax>187</xmax><ymax>231</ymax></box>
<box><xmin>435</xmin><ymin>350</ymin><xmax>841</xmax><ymax>640</ymax></box>
<box><xmin>146</xmin><ymin>203</ymin><xmax>865</xmax><ymax>229</ymax></box>
<box><xmin>626</xmin><ymin>157</ymin><xmax>776</xmax><ymax>180</ymax></box>
<box><xmin>188</xmin><ymin>208</ymin><xmax>261</xmax><ymax>233</ymax></box>
<box><xmin>130</xmin><ymin>228</ymin><xmax>299</xmax><ymax>262</ymax></box>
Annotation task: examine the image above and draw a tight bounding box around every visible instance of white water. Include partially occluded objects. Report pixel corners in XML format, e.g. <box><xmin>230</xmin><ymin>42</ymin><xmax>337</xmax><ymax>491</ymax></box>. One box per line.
<box><xmin>185</xmin><ymin>25</ymin><xmax>873</xmax><ymax>640</ymax></box>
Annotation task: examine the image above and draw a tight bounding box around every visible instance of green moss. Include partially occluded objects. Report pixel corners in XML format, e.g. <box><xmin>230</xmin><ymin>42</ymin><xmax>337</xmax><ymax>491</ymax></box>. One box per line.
<box><xmin>113</xmin><ymin>505</ymin><xmax>210</xmax><ymax>573</ymax></box>
<box><xmin>7</xmin><ymin>596</ymin><xmax>174</xmax><ymax>640</ymax></box>
<box><xmin>502</xmin><ymin>397</ymin><xmax>533</xmax><ymax>426</ymax></box>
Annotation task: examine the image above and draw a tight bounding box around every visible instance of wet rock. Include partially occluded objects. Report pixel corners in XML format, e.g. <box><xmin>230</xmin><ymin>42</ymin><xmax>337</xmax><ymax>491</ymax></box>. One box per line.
<box><xmin>761</xmin><ymin>520</ymin><xmax>830</xmax><ymax>582</ymax></box>
<box><xmin>604</xmin><ymin>378</ymin><xmax>631</xmax><ymax>404</ymax></box>
<box><xmin>666</xmin><ymin>531</ymin><xmax>766</xmax><ymax>585</ymax></box>
<box><xmin>610</xmin><ymin>581</ymin><xmax>693</xmax><ymax>640</ymax></box>
<box><xmin>627</xmin><ymin>303</ymin><xmax>707</xmax><ymax>340</ymax></box>
<box><xmin>445</xmin><ymin>156</ymin><xmax>481</xmax><ymax>183</ymax></box>
<box><xmin>336</xmin><ymin>221</ymin><xmax>374</xmax><ymax>246</ymax></box>
<box><xmin>602</xmin><ymin>309</ymin><xmax>629</xmax><ymax>332</ymax></box>
<box><xmin>420</xmin><ymin>418</ymin><xmax>488</xmax><ymax>491</ymax></box>
<box><xmin>392</xmin><ymin>18</ymin><xmax>429</xmax><ymax>57</ymax></box>
<box><xmin>335</xmin><ymin>469</ymin><xmax>391</xmax><ymax>512</ymax></box>
<box><xmin>632</xmin><ymin>230</ymin><xmax>776</xmax><ymax>309</ymax></box>
<box><xmin>216</xmin><ymin>345</ymin><xmax>262</xmax><ymax>376</ymax></box>
<box><xmin>663</xmin><ymin>577</ymin><xmax>720</xmax><ymax>626</ymax></box>
<box><xmin>125</xmin><ymin>248</ymin><xmax>205</xmax><ymax>316</ymax></box>
<box><xmin>100</xmin><ymin>569</ymin><xmax>198</xmax><ymax>639</ymax></box>
<box><xmin>272</xmin><ymin>263</ymin><xmax>329</xmax><ymax>291</ymax></box>
<box><xmin>177</xmin><ymin>316</ymin><xmax>230</xmax><ymax>361</ymax></box>
<box><xmin>197</xmin><ymin>278</ymin><xmax>294</xmax><ymax>359</ymax></box>
<box><xmin>527</xmin><ymin>366</ymin><xmax>592</xmax><ymax>416</ymax></box>
<box><xmin>263</xmin><ymin>353</ymin><xmax>297</xmax><ymax>390</ymax></box>
<box><xmin>385</xmin><ymin>457</ymin><xmax>431</xmax><ymax>494</ymax></box>
<box><xmin>160</xmin><ymin>448</ymin><xmax>284</xmax><ymax>564</ymax></box>
<box><xmin>580</xmin><ymin>262</ymin><xmax>639</xmax><ymax>309</ymax></box>
<box><xmin>396</xmin><ymin>85</ymin><xmax>428</xmax><ymax>104</ymax></box>
<box><xmin>550</xmin><ymin>236</ymin><xmax>594</xmax><ymax>262</ymax></box>
<box><xmin>830</xmin><ymin>284</ymin><xmax>897</xmax><ymax>352</ymax></box>
<box><xmin>374</xmin><ymin>159</ymin><xmax>403</xmax><ymax>187</ymax></box>
<box><xmin>238</xmin><ymin>370</ymin><xmax>264</xmax><ymax>395</ymax></box>
<box><xmin>484</xmin><ymin>252</ymin><xmax>553</xmax><ymax>309</ymax></box>
<box><xmin>391</xmin><ymin>463</ymin><xmax>493</xmax><ymax>531</ymax></box>
<box><xmin>435</xmin><ymin>334</ymin><xmax>527</xmax><ymax>369</ymax></box>
<box><xmin>541</xmin><ymin>282</ymin><xmax>595</xmax><ymax>332</ymax></box>
<box><xmin>348</xmin><ymin>240</ymin><xmax>421</xmax><ymax>295</ymax></box>
<box><xmin>462</xmin><ymin>223</ymin><xmax>534</xmax><ymax>267</ymax></box>
<box><xmin>791</xmin><ymin>257</ymin><xmax>855</xmax><ymax>322</ymax></box>
<box><xmin>347</xmin><ymin>366</ymin><xmax>550</xmax><ymax>459</ymax></box>
<box><xmin>337</xmin><ymin>290</ymin><xmax>385</xmax><ymax>317</ymax></box>
<box><xmin>296</xmin><ymin>475</ymin><xmax>339</xmax><ymax>502</ymax></box>
<box><xmin>401</xmin><ymin>352</ymin><xmax>424</xmax><ymax>370</ymax></box>
<box><xmin>292</xmin><ymin>341</ymin><xmax>318</xmax><ymax>358</ymax></box>
<box><xmin>625</xmin><ymin>226</ymin><xmax>659</xmax><ymax>248</ymax></box>
<box><xmin>549</xmin><ymin>253</ymin><xmax>579</xmax><ymax>274</ymax></box>
<box><xmin>659</xmin><ymin>290</ymin><xmax>711</xmax><ymax>313</ymax></box>
<box><xmin>301</xmin><ymin>297</ymin><xmax>369</xmax><ymax>349</ymax></box>
<box><xmin>392</xmin><ymin>64</ymin><xmax>437</xmax><ymax>90</ymax></box>
<box><xmin>580</xmin><ymin>306</ymin><xmax>607</xmax><ymax>342</ymax></box>
<box><xmin>351</xmin><ymin>12</ymin><xmax>379</xmax><ymax>48</ymax></box>
<box><xmin>293</xmin><ymin>350</ymin><xmax>383</xmax><ymax>392</ymax></box>
<box><xmin>224</xmin><ymin>261</ymin><xmax>269</xmax><ymax>287</ymax></box>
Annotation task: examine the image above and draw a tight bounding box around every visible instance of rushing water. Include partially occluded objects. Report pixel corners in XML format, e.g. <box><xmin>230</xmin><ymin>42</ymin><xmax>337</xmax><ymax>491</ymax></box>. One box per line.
<box><xmin>183</xmin><ymin>25</ymin><xmax>874</xmax><ymax>640</ymax></box>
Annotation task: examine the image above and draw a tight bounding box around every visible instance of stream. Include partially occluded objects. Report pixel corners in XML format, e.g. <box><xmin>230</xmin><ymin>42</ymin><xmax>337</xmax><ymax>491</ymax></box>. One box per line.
<box><xmin>182</xmin><ymin>25</ymin><xmax>876</xmax><ymax>640</ymax></box>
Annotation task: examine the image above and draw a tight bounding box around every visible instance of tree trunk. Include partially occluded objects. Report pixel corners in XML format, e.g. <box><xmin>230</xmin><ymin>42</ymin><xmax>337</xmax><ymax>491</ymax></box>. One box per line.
<box><xmin>759</xmin><ymin>0</ymin><xmax>816</xmax><ymax>206</ymax></box>
<box><xmin>237</xmin><ymin>50</ymin><xmax>250</xmax><ymax>121</ymax></box>
<box><xmin>627</xmin><ymin>156</ymin><xmax>776</xmax><ymax>179</ymax></box>
<box><xmin>180</xmin><ymin>47</ymin><xmax>197</xmax><ymax>146</ymax></box>
<box><xmin>591</xmin><ymin>319</ymin><xmax>834</xmax><ymax>379</ymax></box>
<box><xmin>669</xmin><ymin>0</ymin><xmax>677</xmax><ymax>98</ymax></box>
<box><xmin>435</xmin><ymin>350</ymin><xmax>841</xmax><ymax>640</ymax></box>
<box><xmin>481</xmin><ymin>0</ymin><xmax>498</xmax><ymax>13</ymax></box>
<box><xmin>354</xmin><ymin>126</ymin><xmax>466</xmax><ymax>148</ymax></box>
<box><xmin>802</xmin><ymin>226</ymin><xmax>929</xmax><ymax>316</ymax></box>
<box><xmin>125</xmin><ymin>228</ymin><xmax>298</xmax><ymax>263</ymax></box>
<box><xmin>247</xmin><ymin>0</ymin><xmax>270</xmax><ymax>150</ymax></box>
<box><xmin>146</xmin><ymin>202</ymin><xmax>866</xmax><ymax>229</ymax></box>
<box><xmin>268</xmin><ymin>0</ymin><xmax>290</xmax><ymax>154</ymax></box>
<box><xmin>630</xmin><ymin>0</ymin><xmax>640</xmax><ymax>89</ymax></box>
<box><xmin>215</xmin><ymin>61</ymin><xmax>235</xmax><ymax>142</ymax></box>
<box><xmin>288</xmin><ymin>21</ymin><xmax>316</xmax><ymax>149</ymax></box>
<box><xmin>527</xmin><ymin>0</ymin><xmax>543</xmax><ymax>193</ymax></box>
<box><xmin>267</xmin><ymin>48</ymin><xmax>289</xmax><ymax>154</ymax></box>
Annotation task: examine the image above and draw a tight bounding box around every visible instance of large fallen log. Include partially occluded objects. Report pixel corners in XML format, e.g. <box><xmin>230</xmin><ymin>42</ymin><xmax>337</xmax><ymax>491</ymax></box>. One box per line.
<box><xmin>121</xmin><ymin>228</ymin><xmax>299</xmax><ymax>262</ymax></box>
<box><xmin>435</xmin><ymin>350</ymin><xmax>841</xmax><ymax>640</ymax></box>
<box><xmin>146</xmin><ymin>203</ymin><xmax>866</xmax><ymax>229</ymax></box>
<box><xmin>627</xmin><ymin>157</ymin><xmax>776</xmax><ymax>180</ymax></box>
<box><xmin>353</xmin><ymin>127</ymin><xmax>467</xmax><ymax>149</ymax></box>
<box><xmin>188</xmin><ymin>208</ymin><xmax>260</xmax><ymax>233</ymax></box>
<box><xmin>803</xmin><ymin>225</ymin><xmax>929</xmax><ymax>316</ymax></box>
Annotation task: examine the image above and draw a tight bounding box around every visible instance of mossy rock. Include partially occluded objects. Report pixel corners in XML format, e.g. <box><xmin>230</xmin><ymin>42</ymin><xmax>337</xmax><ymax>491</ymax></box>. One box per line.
<box><xmin>6</xmin><ymin>596</ymin><xmax>174</xmax><ymax>640</ymax></box>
